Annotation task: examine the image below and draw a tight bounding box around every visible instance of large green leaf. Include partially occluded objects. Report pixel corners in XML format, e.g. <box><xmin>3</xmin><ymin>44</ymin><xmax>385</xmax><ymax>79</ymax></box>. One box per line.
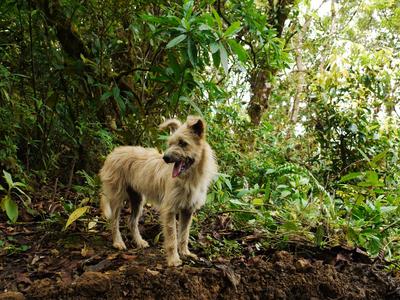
<box><xmin>223</xmin><ymin>21</ymin><xmax>241</xmax><ymax>38</ymax></box>
<box><xmin>166</xmin><ymin>34</ymin><xmax>187</xmax><ymax>49</ymax></box>
<box><xmin>219</xmin><ymin>42</ymin><xmax>229</xmax><ymax>74</ymax></box>
<box><xmin>211</xmin><ymin>8</ymin><xmax>222</xmax><ymax>30</ymax></box>
<box><xmin>100</xmin><ymin>91</ymin><xmax>112</xmax><ymax>103</ymax></box>
<box><xmin>210</xmin><ymin>42</ymin><xmax>219</xmax><ymax>54</ymax></box>
<box><xmin>358</xmin><ymin>171</ymin><xmax>384</xmax><ymax>187</ymax></box>
<box><xmin>280</xmin><ymin>190</ymin><xmax>291</xmax><ymax>199</ymax></box>
<box><xmin>187</xmin><ymin>38</ymin><xmax>197</xmax><ymax>66</ymax></box>
<box><xmin>64</xmin><ymin>206</ymin><xmax>90</xmax><ymax>230</ymax></box>
<box><xmin>371</xmin><ymin>150</ymin><xmax>387</xmax><ymax>165</ymax></box>
<box><xmin>3</xmin><ymin>170</ymin><xmax>13</xmax><ymax>189</ymax></box>
<box><xmin>140</xmin><ymin>14</ymin><xmax>161</xmax><ymax>23</ymax></box>
<box><xmin>3</xmin><ymin>195</ymin><xmax>18</xmax><ymax>223</ymax></box>
<box><xmin>183</xmin><ymin>0</ymin><xmax>193</xmax><ymax>16</ymax></box>
<box><xmin>340</xmin><ymin>172</ymin><xmax>362</xmax><ymax>182</ymax></box>
<box><xmin>227</xmin><ymin>39</ymin><xmax>248</xmax><ymax>62</ymax></box>
<box><xmin>112</xmin><ymin>87</ymin><xmax>126</xmax><ymax>115</ymax></box>
<box><xmin>112</xmin><ymin>86</ymin><xmax>120</xmax><ymax>99</ymax></box>
<box><xmin>212</xmin><ymin>50</ymin><xmax>220</xmax><ymax>68</ymax></box>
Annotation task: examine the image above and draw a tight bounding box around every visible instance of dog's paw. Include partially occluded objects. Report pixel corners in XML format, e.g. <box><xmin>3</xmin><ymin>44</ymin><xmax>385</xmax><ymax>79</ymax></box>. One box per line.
<box><xmin>167</xmin><ymin>256</ymin><xmax>182</xmax><ymax>267</ymax></box>
<box><xmin>113</xmin><ymin>241</ymin><xmax>127</xmax><ymax>250</ymax></box>
<box><xmin>181</xmin><ymin>250</ymin><xmax>198</xmax><ymax>260</ymax></box>
<box><xmin>136</xmin><ymin>239</ymin><xmax>149</xmax><ymax>249</ymax></box>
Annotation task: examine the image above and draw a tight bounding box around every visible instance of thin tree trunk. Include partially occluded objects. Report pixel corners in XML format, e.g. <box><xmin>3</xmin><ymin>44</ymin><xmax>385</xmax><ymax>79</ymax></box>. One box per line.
<box><xmin>290</xmin><ymin>20</ymin><xmax>309</xmax><ymax>123</ymax></box>
<box><xmin>248</xmin><ymin>69</ymin><xmax>273</xmax><ymax>126</ymax></box>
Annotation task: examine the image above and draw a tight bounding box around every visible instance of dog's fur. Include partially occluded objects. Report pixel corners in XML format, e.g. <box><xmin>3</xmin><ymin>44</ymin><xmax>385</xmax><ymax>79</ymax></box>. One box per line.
<box><xmin>99</xmin><ymin>116</ymin><xmax>217</xmax><ymax>266</ymax></box>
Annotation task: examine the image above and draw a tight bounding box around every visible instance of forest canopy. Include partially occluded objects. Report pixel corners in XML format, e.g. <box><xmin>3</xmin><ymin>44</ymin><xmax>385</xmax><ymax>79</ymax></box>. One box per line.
<box><xmin>1</xmin><ymin>0</ymin><xmax>400</xmax><ymax>262</ymax></box>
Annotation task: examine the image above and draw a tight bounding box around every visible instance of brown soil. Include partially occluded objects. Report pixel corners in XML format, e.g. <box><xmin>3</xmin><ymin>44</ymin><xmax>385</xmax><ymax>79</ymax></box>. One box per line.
<box><xmin>1</xmin><ymin>202</ymin><xmax>399</xmax><ymax>300</ymax></box>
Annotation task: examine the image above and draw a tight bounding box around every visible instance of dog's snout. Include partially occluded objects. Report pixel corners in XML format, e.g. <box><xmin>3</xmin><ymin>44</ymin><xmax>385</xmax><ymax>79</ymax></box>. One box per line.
<box><xmin>163</xmin><ymin>155</ymin><xmax>173</xmax><ymax>163</ymax></box>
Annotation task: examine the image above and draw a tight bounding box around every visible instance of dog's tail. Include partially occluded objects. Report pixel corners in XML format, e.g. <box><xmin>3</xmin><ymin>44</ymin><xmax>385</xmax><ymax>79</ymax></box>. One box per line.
<box><xmin>100</xmin><ymin>194</ymin><xmax>112</xmax><ymax>220</ymax></box>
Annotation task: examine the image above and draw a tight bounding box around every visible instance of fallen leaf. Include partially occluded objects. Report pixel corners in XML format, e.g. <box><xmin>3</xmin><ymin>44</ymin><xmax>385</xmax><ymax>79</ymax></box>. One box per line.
<box><xmin>88</xmin><ymin>221</ymin><xmax>97</xmax><ymax>231</ymax></box>
<box><xmin>121</xmin><ymin>253</ymin><xmax>137</xmax><ymax>261</ymax></box>
<box><xmin>146</xmin><ymin>269</ymin><xmax>159</xmax><ymax>276</ymax></box>
<box><xmin>31</xmin><ymin>254</ymin><xmax>43</xmax><ymax>265</ymax></box>
<box><xmin>107</xmin><ymin>253</ymin><xmax>119</xmax><ymax>260</ymax></box>
<box><xmin>51</xmin><ymin>249</ymin><xmax>59</xmax><ymax>256</ymax></box>
<box><xmin>64</xmin><ymin>206</ymin><xmax>90</xmax><ymax>230</ymax></box>
<box><xmin>81</xmin><ymin>244</ymin><xmax>95</xmax><ymax>257</ymax></box>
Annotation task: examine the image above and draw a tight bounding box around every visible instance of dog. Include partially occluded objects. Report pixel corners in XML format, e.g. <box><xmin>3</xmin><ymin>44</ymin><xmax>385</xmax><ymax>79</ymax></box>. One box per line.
<box><xmin>99</xmin><ymin>116</ymin><xmax>217</xmax><ymax>266</ymax></box>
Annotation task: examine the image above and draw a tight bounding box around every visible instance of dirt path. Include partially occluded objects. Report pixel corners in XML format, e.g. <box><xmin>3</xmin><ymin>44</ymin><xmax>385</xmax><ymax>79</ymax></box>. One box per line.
<box><xmin>1</xmin><ymin>214</ymin><xmax>399</xmax><ymax>299</ymax></box>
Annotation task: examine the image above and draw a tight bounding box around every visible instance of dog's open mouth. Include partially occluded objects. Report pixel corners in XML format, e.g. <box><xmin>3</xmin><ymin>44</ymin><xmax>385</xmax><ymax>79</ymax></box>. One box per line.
<box><xmin>172</xmin><ymin>158</ymin><xmax>194</xmax><ymax>178</ymax></box>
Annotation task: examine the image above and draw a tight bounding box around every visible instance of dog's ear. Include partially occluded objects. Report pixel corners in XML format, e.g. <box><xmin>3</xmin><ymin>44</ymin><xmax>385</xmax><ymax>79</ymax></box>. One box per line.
<box><xmin>187</xmin><ymin>116</ymin><xmax>205</xmax><ymax>138</ymax></box>
<box><xmin>159</xmin><ymin>119</ymin><xmax>182</xmax><ymax>133</ymax></box>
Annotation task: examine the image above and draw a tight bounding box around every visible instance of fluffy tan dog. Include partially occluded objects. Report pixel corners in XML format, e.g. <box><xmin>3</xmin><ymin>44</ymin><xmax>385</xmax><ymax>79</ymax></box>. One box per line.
<box><xmin>99</xmin><ymin>116</ymin><xmax>217</xmax><ymax>266</ymax></box>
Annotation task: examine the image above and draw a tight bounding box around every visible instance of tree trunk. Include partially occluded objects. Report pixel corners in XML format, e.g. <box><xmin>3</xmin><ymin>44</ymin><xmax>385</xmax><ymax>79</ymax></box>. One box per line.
<box><xmin>248</xmin><ymin>69</ymin><xmax>273</xmax><ymax>125</ymax></box>
<box><xmin>246</xmin><ymin>0</ymin><xmax>295</xmax><ymax>126</ymax></box>
<box><xmin>290</xmin><ymin>19</ymin><xmax>309</xmax><ymax>123</ymax></box>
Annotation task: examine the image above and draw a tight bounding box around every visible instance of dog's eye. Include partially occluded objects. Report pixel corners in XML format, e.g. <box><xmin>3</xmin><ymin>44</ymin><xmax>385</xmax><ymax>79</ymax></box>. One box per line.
<box><xmin>178</xmin><ymin>139</ymin><xmax>188</xmax><ymax>148</ymax></box>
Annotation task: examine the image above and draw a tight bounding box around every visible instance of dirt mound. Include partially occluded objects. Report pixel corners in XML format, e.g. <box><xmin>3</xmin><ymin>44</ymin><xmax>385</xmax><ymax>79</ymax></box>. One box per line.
<box><xmin>2</xmin><ymin>246</ymin><xmax>399</xmax><ymax>300</ymax></box>
<box><xmin>1</xmin><ymin>212</ymin><xmax>399</xmax><ymax>300</ymax></box>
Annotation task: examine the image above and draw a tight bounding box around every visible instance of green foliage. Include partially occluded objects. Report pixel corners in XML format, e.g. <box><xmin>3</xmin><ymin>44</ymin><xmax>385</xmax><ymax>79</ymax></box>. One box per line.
<box><xmin>0</xmin><ymin>171</ymin><xmax>32</xmax><ymax>223</ymax></box>
<box><xmin>203</xmin><ymin>82</ymin><xmax>400</xmax><ymax>258</ymax></box>
<box><xmin>0</xmin><ymin>236</ymin><xmax>30</xmax><ymax>255</ymax></box>
<box><xmin>203</xmin><ymin>154</ymin><xmax>399</xmax><ymax>259</ymax></box>
<box><xmin>199</xmin><ymin>235</ymin><xmax>243</xmax><ymax>260</ymax></box>
<box><xmin>0</xmin><ymin>0</ymin><xmax>289</xmax><ymax>181</ymax></box>
<box><xmin>336</xmin><ymin>166</ymin><xmax>400</xmax><ymax>257</ymax></box>
<box><xmin>73</xmin><ymin>170</ymin><xmax>101</xmax><ymax>200</ymax></box>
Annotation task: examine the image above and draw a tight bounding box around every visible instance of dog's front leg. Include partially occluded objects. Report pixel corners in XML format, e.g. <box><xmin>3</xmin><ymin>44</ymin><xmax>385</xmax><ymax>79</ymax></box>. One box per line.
<box><xmin>160</xmin><ymin>210</ymin><xmax>182</xmax><ymax>267</ymax></box>
<box><xmin>178</xmin><ymin>209</ymin><xmax>198</xmax><ymax>259</ymax></box>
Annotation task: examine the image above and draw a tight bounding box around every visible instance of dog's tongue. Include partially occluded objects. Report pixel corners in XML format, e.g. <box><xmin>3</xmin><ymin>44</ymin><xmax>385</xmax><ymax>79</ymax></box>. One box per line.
<box><xmin>172</xmin><ymin>161</ymin><xmax>183</xmax><ymax>178</ymax></box>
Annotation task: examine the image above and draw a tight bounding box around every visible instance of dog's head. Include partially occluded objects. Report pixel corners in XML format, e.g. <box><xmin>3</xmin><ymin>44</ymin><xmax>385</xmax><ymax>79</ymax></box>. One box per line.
<box><xmin>159</xmin><ymin>116</ymin><xmax>206</xmax><ymax>178</ymax></box>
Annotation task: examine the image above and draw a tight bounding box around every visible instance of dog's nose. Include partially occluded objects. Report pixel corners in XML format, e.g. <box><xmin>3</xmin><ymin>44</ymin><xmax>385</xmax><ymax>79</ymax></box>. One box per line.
<box><xmin>163</xmin><ymin>155</ymin><xmax>173</xmax><ymax>163</ymax></box>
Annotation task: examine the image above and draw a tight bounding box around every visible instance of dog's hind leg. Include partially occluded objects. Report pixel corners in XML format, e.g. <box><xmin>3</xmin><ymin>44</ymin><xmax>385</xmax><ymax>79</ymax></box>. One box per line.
<box><xmin>111</xmin><ymin>206</ymin><xmax>126</xmax><ymax>250</ymax></box>
<box><xmin>178</xmin><ymin>209</ymin><xmax>198</xmax><ymax>259</ymax></box>
<box><xmin>108</xmin><ymin>190</ymin><xmax>127</xmax><ymax>250</ymax></box>
<box><xmin>101</xmin><ymin>185</ymin><xmax>127</xmax><ymax>250</ymax></box>
<box><xmin>127</xmin><ymin>186</ymin><xmax>149</xmax><ymax>248</ymax></box>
